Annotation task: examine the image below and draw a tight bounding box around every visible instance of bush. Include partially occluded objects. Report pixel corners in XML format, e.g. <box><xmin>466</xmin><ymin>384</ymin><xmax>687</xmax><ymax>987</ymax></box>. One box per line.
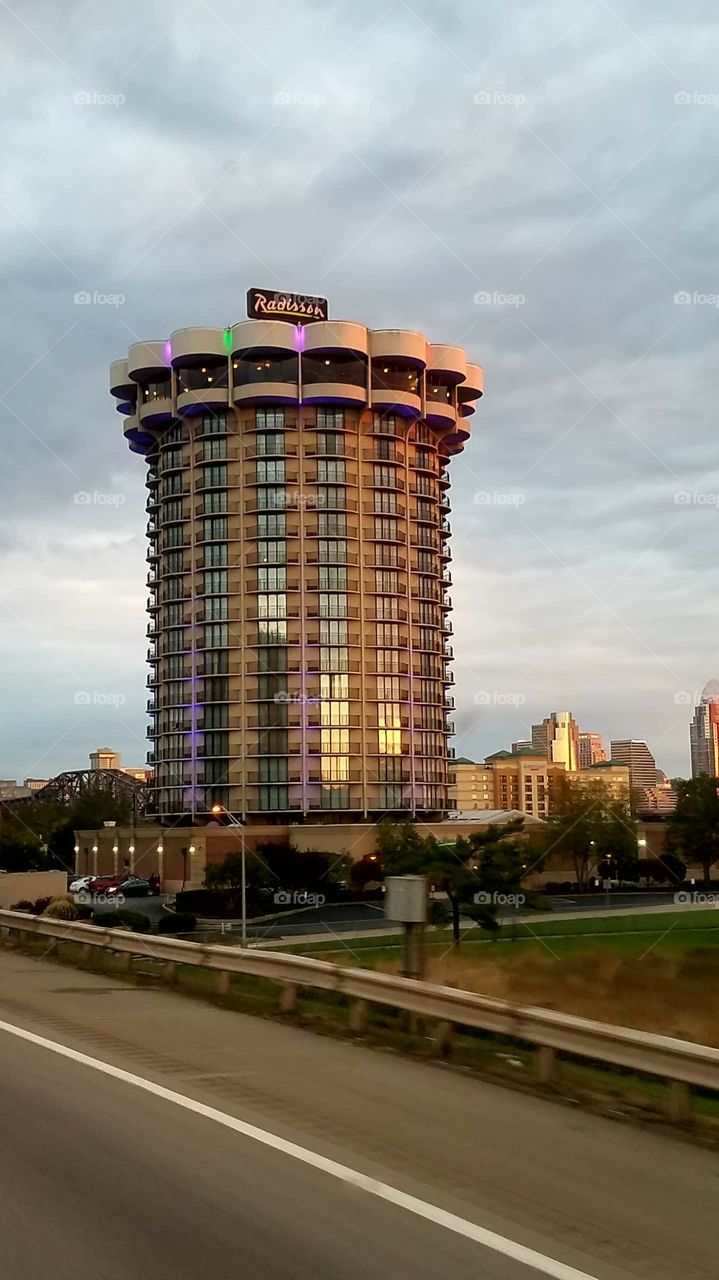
<box><xmin>158</xmin><ymin>912</ymin><xmax>196</xmax><ymax>934</ymax></box>
<box><xmin>117</xmin><ymin>910</ymin><xmax>151</xmax><ymax>934</ymax></box>
<box><xmin>42</xmin><ymin>896</ymin><xmax>79</xmax><ymax>921</ymax></box>
<box><xmin>10</xmin><ymin>899</ymin><xmax>34</xmax><ymax>913</ymax></box>
<box><xmin>76</xmin><ymin>903</ymin><xmax>93</xmax><ymax>920</ymax></box>
<box><xmin>32</xmin><ymin>897</ymin><xmax>52</xmax><ymax>915</ymax></box>
<box><xmin>92</xmin><ymin>911</ymin><xmax>121</xmax><ymax>928</ymax></box>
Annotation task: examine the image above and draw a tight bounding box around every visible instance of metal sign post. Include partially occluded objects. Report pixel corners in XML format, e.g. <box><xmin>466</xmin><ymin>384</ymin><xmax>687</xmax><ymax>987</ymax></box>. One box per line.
<box><xmin>384</xmin><ymin>875</ymin><xmax>428</xmax><ymax>980</ymax></box>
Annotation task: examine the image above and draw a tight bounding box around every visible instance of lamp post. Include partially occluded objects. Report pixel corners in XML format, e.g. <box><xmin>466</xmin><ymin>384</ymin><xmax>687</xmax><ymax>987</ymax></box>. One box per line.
<box><xmin>211</xmin><ymin>805</ymin><xmax>247</xmax><ymax>944</ymax></box>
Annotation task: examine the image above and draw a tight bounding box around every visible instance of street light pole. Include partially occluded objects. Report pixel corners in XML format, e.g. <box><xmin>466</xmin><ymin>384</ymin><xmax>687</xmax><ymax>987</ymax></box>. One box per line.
<box><xmin>211</xmin><ymin>805</ymin><xmax>247</xmax><ymax>945</ymax></box>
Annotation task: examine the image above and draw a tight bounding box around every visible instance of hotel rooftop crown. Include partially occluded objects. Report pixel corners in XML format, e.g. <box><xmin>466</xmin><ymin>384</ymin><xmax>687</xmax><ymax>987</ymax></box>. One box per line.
<box><xmin>110</xmin><ymin>289</ymin><xmax>484</xmax><ymax>823</ymax></box>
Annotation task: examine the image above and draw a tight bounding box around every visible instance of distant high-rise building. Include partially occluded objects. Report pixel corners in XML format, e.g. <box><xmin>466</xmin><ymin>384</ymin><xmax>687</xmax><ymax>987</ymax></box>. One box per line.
<box><xmin>511</xmin><ymin>740</ymin><xmax>533</xmax><ymax>754</ymax></box>
<box><xmin>531</xmin><ymin>711</ymin><xmax>579</xmax><ymax>771</ymax></box>
<box><xmin>578</xmin><ymin>732</ymin><xmax>606</xmax><ymax>769</ymax></box>
<box><xmin>690</xmin><ymin>681</ymin><xmax>719</xmax><ymax>779</ymax></box>
<box><xmin>90</xmin><ymin>748</ymin><xmax>122</xmax><ymax>771</ymax></box>
<box><xmin>609</xmin><ymin>740</ymin><xmax>658</xmax><ymax>796</ymax></box>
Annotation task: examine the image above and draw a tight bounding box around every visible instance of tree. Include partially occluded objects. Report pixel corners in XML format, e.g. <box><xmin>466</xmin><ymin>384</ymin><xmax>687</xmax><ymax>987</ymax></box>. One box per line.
<box><xmin>378</xmin><ymin>818</ymin><xmax>538</xmax><ymax>946</ymax></box>
<box><xmin>667</xmin><ymin>776</ymin><xmax>719</xmax><ymax>882</ymax></box>
<box><xmin>549</xmin><ymin>777</ymin><xmax>637</xmax><ymax>887</ymax></box>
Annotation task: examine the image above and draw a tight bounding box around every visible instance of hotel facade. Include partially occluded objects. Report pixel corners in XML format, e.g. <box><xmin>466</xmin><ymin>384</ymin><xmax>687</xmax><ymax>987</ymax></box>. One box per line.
<box><xmin>110</xmin><ymin>295</ymin><xmax>483</xmax><ymax>824</ymax></box>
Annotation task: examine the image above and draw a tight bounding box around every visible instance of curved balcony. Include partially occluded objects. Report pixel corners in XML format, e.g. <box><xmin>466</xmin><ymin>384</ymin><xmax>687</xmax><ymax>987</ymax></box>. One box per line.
<box><xmin>170</xmin><ymin>327</ymin><xmax>228</xmax><ymax>366</ymax></box>
<box><xmin>232</xmin><ymin>353</ymin><xmax>299</xmax><ymax>406</ymax></box>
<box><xmin>370</xmin><ymin>363</ymin><xmax>422</xmax><ymax>418</ymax></box>
<box><xmin>177</xmin><ymin>386</ymin><xmax>230</xmax><ymax>417</ymax></box>
<box><xmin>370</xmin><ymin>329</ymin><xmax>427</xmax><ymax>368</ymax></box>
<box><xmin>424</xmin><ymin>386</ymin><xmax>457</xmax><ymax>429</ymax></box>
<box><xmin>139</xmin><ymin>394</ymin><xmax>173</xmax><ymax>427</ymax></box>
<box><xmin>302</xmin><ymin>321</ymin><xmax>368</xmax><ymax>357</ymax></box>
<box><xmin>301</xmin><ymin>352</ymin><xmax>367</xmax><ymax>407</ymax></box>
<box><xmin>427</xmin><ymin>343</ymin><xmax>467</xmax><ymax>384</ymax></box>
<box><xmin>230</xmin><ymin>319</ymin><xmax>298</xmax><ymax>357</ymax></box>
<box><xmin>124</xmin><ymin>424</ymin><xmax>155</xmax><ymax>455</ymax></box>
<box><xmin>128</xmin><ymin>340</ymin><xmax>169</xmax><ymax>383</ymax></box>
<box><xmin>110</xmin><ymin>360</ymin><xmax>136</xmax><ymax>419</ymax></box>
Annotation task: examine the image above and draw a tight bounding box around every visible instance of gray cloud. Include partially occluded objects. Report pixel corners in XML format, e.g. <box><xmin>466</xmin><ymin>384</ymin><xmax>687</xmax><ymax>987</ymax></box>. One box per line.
<box><xmin>0</xmin><ymin>0</ymin><xmax>716</xmax><ymax>781</ymax></box>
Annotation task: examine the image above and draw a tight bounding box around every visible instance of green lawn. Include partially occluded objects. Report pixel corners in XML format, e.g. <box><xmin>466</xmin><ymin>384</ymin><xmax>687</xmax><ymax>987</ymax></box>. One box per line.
<box><xmin>284</xmin><ymin>909</ymin><xmax>719</xmax><ymax>966</ymax></box>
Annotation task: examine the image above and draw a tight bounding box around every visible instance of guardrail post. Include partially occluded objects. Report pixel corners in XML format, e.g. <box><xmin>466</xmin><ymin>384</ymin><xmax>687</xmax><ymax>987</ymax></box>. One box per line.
<box><xmin>165</xmin><ymin>961</ymin><xmax>179</xmax><ymax>985</ymax></box>
<box><xmin>280</xmin><ymin>983</ymin><xmax>297</xmax><ymax>1013</ymax></box>
<box><xmin>536</xmin><ymin>1045</ymin><xmax>556</xmax><ymax>1084</ymax></box>
<box><xmin>668</xmin><ymin>1079</ymin><xmax>692</xmax><ymax>1122</ymax></box>
<box><xmin>432</xmin><ymin>1020</ymin><xmax>454</xmax><ymax>1057</ymax></box>
<box><xmin>348</xmin><ymin>998</ymin><xmax>368</xmax><ymax>1033</ymax></box>
<box><xmin>117</xmin><ymin>950</ymin><xmax>133</xmax><ymax>974</ymax></box>
<box><xmin>216</xmin><ymin>970</ymin><xmax>231</xmax><ymax>997</ymax></box>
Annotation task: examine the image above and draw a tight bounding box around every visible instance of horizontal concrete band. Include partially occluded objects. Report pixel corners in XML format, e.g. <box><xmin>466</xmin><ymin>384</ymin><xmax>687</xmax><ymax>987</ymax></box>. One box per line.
<box><xmin>2</xmin><ymin>909</ymin><xmax>716</xmax><ymax>1094</ymax></box>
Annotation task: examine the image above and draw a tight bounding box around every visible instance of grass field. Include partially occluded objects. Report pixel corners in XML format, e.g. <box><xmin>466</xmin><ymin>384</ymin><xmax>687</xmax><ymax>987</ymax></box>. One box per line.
<box><xmin>285</xmin><ymin>908</ymin><xmax>719</xmax><ymax>1048</ymax></box>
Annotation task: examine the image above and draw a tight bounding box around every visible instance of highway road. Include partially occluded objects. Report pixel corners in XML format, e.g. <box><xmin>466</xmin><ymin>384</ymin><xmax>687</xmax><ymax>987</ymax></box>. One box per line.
<box><xmin>0</xmin><ymin>947</ymin><xmax>716</xmax><ymax>1279</ymax></box>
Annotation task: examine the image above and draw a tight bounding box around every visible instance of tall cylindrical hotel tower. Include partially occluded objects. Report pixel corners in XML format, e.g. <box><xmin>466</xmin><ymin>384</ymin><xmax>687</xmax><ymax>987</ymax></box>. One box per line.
<box><xmin>110</xmin><ymin>300</ymin><xmax>483</xmax><ymax>823</ymax></box>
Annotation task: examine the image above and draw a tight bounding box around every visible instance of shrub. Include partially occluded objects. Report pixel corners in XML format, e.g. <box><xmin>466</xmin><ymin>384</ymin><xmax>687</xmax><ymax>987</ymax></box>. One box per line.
<box><xmin>32</xmin><ymin>897</ymin><xmax>52</xmax><ymax>915</ymax></box>
<box><xmin>158</xmin><ymin>911</ymin><xmax>196</xmax><ymax>934</ymax></box>
<box><xmin>75</xmin><ymin>903</ymin><xmax>93</xmax><ymax>920</ymax></box>
<box><xmin>42</xmin><ymin>896</ymin><xmax>79</xmax><ymax>921</ymax></box>
<box><xmin>92</xmin><ymin>911</ymin><xmax>121</xmax><ymax>928</ymax></box>
<box><xmin>10</xmin><ymin>899</ymin><xmax>34</xmax><ymax>913</ymax></box>
<box><xmin>117</xmin><ymin>910</ymin><xmax>151</xmax><ymax>934</ymax></box>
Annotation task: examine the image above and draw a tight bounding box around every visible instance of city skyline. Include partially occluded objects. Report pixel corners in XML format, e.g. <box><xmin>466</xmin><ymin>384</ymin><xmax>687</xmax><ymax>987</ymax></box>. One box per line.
<box><xmin>0</xmin><ymin>2</ymin><xmax>716</xmax><ymax>782</ymax></box>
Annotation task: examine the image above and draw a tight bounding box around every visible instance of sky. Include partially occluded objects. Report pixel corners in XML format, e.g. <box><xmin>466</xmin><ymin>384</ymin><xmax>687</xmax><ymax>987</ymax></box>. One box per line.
<box><xmin>0</xmin><ymin>0</ymin><xmax>717</xmax><ymax>782</ymax></box>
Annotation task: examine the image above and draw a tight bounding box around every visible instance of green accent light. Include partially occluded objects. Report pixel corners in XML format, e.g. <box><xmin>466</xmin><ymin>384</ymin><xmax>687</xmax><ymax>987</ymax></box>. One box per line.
<box><xmin>223</xmin><ymin>327</ymin><xmax>232</xmax><ymax>352</ymax></box>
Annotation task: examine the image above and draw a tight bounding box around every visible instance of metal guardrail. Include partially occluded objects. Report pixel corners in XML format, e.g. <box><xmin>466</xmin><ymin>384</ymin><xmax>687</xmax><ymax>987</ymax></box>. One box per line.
<box><xmin>1</xmin><ymin>908</ymin><xmax>716</xmax><ymax>1118</ymax></box>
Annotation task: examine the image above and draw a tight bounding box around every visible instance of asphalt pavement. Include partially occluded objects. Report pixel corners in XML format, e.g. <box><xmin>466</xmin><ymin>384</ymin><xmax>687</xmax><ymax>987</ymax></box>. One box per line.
<box><xmin>0</xmin><ymin>947</ymin><xmax>717</xmax><ymax>1278</ymax></box>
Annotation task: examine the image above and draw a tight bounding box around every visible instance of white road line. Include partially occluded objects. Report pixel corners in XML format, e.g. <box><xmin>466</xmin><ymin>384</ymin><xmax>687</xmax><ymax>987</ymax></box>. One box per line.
<box><xmin>0</xmin><ymin>1017</ymin><xmax>599</xmax><ymax>1280</ymax></box>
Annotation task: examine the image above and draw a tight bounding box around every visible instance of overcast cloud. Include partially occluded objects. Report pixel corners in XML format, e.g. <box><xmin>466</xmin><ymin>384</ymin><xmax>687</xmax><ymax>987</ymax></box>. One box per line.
<box><xmin>0</xmin><ymin>0</ymin><xmax>717</xmax><ymax>780</ymax></box>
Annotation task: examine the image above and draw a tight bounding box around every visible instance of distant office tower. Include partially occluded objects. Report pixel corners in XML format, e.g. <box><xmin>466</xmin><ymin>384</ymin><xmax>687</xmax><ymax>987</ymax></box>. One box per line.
<box><xmin>578</xmin><ymin>732</ymin><xmax>606</xmax><ymax>769</ymax></box>
<box><xmin>510</xmin><ymin>740</ymin><xmax>532</xmax><ymax>753</ymax></box>
<box><xmin>90</xmin><ymin>748</ymin><xmax>122</xmax><ymax>771</ymax></box>
<box><xmin>110</xmin><ymin>299</ymin><xmax>483</xmax><ymax>821</ymax></box>
<box><xmin>690</xmin><ymin>681</ymin><xmax>719</xmax><ymax>778</ymax></box>
<box><xmin>609</xmin><ymin>740</ymin><xmax>658</xmax><ymax>795</ymax></box>
<box><xmin>531</xmin><ymin>711</ymin><xmax>579</xmax><ymax>771</ymax></box>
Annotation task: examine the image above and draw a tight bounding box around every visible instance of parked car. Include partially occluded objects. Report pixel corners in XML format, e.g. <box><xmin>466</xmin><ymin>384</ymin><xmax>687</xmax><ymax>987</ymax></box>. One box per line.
<box><xmin>89</xmin><ymin>876</ymin><xmax>122</xmax><ymax>895</ymax></box>
<box><xmin>106</xmin><ymin>876</ymin><xmax>152</xmax><ymax>899</ymax></box>
<box><xmin>69</xmin><ymin>875</ymin><xmax>94</xmax><ymax>894</ymax></box>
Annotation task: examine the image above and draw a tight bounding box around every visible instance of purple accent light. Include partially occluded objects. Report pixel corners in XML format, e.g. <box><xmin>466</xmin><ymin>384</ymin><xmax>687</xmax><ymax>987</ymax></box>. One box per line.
<box><xmin>164</xmin><ymin>339</ymin><xmax>172</xmax><ymax>366</ymax></box>
<box><xmin>294</xmin><ymin>323</ymin><xmax>306</xmax><ymax>352</ymax></box>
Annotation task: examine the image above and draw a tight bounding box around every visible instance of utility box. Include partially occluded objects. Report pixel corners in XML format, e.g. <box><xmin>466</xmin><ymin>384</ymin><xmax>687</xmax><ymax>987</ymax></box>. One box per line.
<box><xmin>385</xmin><ymin>875</ymin><xmax>427</xmax><ymax>924</ymax></box>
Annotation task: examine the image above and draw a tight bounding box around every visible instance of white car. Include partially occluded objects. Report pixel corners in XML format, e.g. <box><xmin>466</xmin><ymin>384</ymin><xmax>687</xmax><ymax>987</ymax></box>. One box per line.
<box><xmin>69</xmin><ymin>875</ymin><xmax>94</xmax><ymax>894</ymax></box>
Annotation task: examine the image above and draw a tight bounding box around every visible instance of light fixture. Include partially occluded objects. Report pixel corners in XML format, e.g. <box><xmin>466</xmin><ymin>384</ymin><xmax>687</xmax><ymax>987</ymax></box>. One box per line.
<box><xmin>112</xmin><ymin>844</ymin><xmax>119</xmax><ymax>855</ymax></box>
<box><xmin>129</xmin><ymin>844</ymin><xmax>135</xmax><ymax>854</ymax></box>
<box><xmin>157</xmin><ymin>843</ymin><xmax>164</xmax><ymax>854</ymax></box>
<box><xmin>74</xmin><ymin>844</ymin><xmax>79</xmax><ymax>854</ymax></box>
<box><xmin>189</xmin><ymin>844</ymin><xmax>196</xmax><ymax>855</ymax></box>
<box><xmin>92</xmin><ymin>845</ymin><xmax>98</xmax><ymax>854</ymax></box>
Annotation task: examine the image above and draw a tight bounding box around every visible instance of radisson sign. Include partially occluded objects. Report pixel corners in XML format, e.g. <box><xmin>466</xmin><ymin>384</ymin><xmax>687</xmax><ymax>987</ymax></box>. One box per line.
<box><xmin>246</xmin><ymin>288</ymin><xmax>328</xmax><ymax>324</ymax></box>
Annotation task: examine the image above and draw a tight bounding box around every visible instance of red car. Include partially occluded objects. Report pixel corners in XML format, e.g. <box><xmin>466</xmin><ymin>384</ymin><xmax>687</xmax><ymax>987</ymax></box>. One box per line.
<box><xmin>88</xmin><ymin>876</ymin><xmax>121</xmax><ymax>894</ymax></box>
